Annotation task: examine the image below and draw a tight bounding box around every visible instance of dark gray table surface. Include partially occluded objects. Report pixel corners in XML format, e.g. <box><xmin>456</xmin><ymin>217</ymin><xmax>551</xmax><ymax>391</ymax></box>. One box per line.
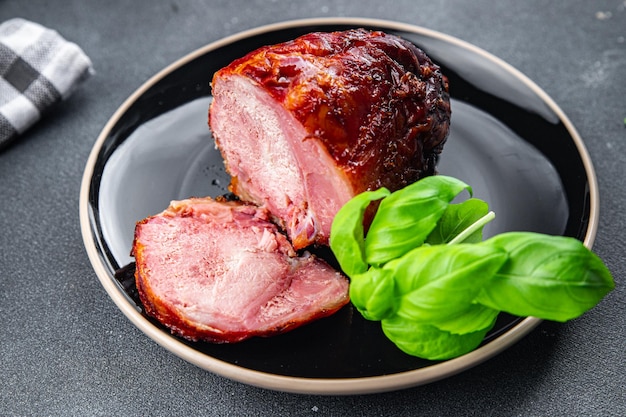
<box><xmin>1</xmin><ymin>1</ymin><xmax>624</xmax><ymax>416</ymax></box>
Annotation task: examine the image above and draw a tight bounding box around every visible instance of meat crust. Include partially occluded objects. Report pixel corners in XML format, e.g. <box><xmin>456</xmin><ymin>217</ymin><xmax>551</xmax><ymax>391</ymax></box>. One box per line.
<box><xmin>209</xmin><ymin>28</ymin><xmax>451</xmax><ymax>248</ymax></box>
<box><xmin>132</xmin><ymin>197</ymin><xmax>349</xmax><ymax>343</ymax></box>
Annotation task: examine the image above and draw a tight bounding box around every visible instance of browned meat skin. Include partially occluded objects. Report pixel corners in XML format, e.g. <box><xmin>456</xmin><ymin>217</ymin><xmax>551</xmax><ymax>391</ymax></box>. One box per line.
<box><xmin>132</xmin><ymin>197</ymin><xmax>349</xmax><ymax>343</ymax></box>
<box><xmin>210</xmin><ymin>29</ymin><xmax>450</xmax><ymax>248</ymax></box>
<box><xmin>230</xmin><ymin>29</ymin><xmax>450</xmax><ymax>187</ymax></box>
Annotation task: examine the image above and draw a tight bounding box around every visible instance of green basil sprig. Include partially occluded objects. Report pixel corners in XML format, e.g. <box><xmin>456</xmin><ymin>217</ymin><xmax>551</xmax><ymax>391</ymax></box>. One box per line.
<box><xmin>364</xmin><ymin>176</ymin><xmax>471</xmax><ymax>266</ymax></box>
<box><xmin>477</xmin><ymin>232</ymin><xmax>615</xmax><ymax>322</ymax></box>
<box><xmin>329</xmin><ymin>175</ymin><xmax>614</xmax><ymax>360</ymax></box>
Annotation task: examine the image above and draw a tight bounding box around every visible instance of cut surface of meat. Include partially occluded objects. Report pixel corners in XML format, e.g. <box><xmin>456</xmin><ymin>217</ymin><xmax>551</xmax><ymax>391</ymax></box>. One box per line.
<box><xmin>132</xmin><ymin>197</ymin><xmax>349</xmax><ymax>343</ymax></box>
<box><xmin>209</xmin><ymin>28</ymin><xmax>451</xmax><ymax>249</ymax></box>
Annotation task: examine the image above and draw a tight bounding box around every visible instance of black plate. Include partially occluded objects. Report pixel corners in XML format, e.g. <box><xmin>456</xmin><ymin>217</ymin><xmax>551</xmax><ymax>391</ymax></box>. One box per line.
<box><xmin>80</xmin><ymin>18</ymin><xmax>598</xmax><ymax>395</ymax></box>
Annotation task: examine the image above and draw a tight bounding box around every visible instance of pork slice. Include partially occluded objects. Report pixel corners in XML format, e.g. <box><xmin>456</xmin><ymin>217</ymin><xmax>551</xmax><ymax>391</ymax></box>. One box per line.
<box><xmin>209</xmin><ymin>29</ymin><xmax>451</xmax><ymax>249</ymax></box>
<box><xmin>132</xmin><ymin>197</ymin><xmax>349</xmax><ymax>343</ymax></box>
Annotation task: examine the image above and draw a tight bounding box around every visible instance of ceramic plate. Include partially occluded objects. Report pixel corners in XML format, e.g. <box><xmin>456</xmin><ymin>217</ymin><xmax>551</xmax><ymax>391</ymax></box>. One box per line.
<box><xmin>80</xmin><ymin>18</ymin><xmax>598</xmax><ymax>395</ymax></box>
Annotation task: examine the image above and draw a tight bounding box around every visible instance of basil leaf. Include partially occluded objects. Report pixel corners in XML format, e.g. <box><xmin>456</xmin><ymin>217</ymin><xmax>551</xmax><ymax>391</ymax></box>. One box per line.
<box><xmin>381</xmin><ymin>316</ymin><xmax>493</xmax><ymax>360</ymax></box>
<box><xmin>329</xmin><ymin>174</ymin><xmax>615</xmax><ymax>361</ymax></box>
<box><xmin>476</xmin><ymin>232</ymin><xmax>615</xmax><ymax>321</ymax></box>
<box><xmin>349</xmin><ymin>267</ymin><xmax>396</xmax><ymax>321</ymax></box>
<box><xmin>364</xmin><ymin>175</ymin><xmax>471</xmax><ymax>266</ymax></box>
<box><xmin>389</xmin><ymin>244</ymin><xmax>508</xmax><ymax>324</ymax></box>
<box><xmin>330</xmin><ymin>188</ymin><xmax>390</xmax><ymax>276</ymax></box>
<box><xmin>430</xmin><ymin>303</ymin><xmax>499</xmax><ymax>335</ymax></box>
<box><xmin>425</xmin><ymin>198</ymin><xmax>490</xmax><ymax>245</ymax></box>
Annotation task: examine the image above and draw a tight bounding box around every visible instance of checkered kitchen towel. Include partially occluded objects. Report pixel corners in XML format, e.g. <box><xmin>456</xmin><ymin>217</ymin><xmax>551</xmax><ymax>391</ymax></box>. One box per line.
<box><xmin>0</xmin><ymin>18</ymin><xmax>93</xmax><ymax>150</ymax></box>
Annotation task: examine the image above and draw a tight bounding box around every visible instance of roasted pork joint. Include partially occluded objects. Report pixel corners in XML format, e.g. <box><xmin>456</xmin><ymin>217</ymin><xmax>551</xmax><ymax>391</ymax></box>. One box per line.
<box><xmin>132</xmin><ymin>197</ymin><xmax>349</xmax><ymax>343</ymax></box>
<box><xmin>209</xmin><ymin>29</ymin><xmax>451</xmax><ymax>249</ymax></box>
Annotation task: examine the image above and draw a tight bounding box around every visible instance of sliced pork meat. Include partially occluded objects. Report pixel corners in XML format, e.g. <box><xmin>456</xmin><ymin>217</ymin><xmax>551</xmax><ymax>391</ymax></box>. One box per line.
<box><xmin>132</xmin><ymin>197</ymin><xmax>349</xmax><ymax>343</ymax></box>
<box><xmin>209</xmin><ymin>28</ymin><xmax>451</xmax><ymax>249</ymax></box>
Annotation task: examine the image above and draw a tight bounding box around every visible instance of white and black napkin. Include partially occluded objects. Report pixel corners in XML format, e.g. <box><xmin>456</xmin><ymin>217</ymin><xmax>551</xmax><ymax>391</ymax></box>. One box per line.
<box><xmin>0</xmin><ymin>18</ymin><xmax>93</xmax><ymax>150</ymax></box>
